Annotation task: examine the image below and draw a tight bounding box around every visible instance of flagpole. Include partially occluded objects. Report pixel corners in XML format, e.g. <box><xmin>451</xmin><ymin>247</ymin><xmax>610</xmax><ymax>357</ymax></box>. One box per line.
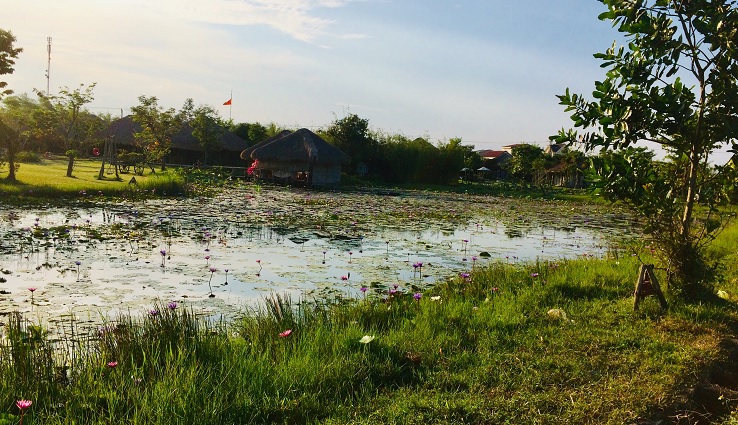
<box><xmin>229</xmin><ymin>89</ymin><xmax>232</xmax><ymax>121</ymax></box>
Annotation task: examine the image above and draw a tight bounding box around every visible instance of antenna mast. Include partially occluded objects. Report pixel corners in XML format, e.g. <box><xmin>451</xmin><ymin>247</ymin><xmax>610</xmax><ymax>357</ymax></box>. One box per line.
<box><xmin>46</xmin><ymin>37</ymin><xmax>52</xmax><ymax>95</ymax></box>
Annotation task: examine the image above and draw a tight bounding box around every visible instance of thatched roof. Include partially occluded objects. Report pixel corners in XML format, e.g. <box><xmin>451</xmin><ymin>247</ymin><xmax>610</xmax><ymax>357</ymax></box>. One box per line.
<box><xmin>239</xmin><ymin>130</ymin><xmax>292</xmax><ymax>160</ymax></box>
<box><xmin>242</xmin><ymin>128</ymin><xmax>351</xmax><ymax>166</ymax></box>
<box><xmin>103</xmin><ymin>115</ymin><xmax>247</xmax><ymax>152</ymax></box>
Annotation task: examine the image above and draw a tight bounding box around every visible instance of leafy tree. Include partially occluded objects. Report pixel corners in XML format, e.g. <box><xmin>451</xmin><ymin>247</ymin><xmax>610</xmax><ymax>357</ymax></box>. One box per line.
<box><xmin>191</xmin><ymin>105</ymin><xmax>223</xmax><ymax>165</ymax></box>
<box><xmin>131</xmin><ymin>96</ymin><xmax>180</xmax><ymax>170</ymax></box>
<box><xmin>436</xmin><ymin>137</ymin><xmax>473</xmax><ymax>184</ymax></box>
<box><xmin>463</xmin><ymin>147</ymin><xmax>483</xmax><ymax>171</ymax></box>
<box><xmin>323</xmin><ymin>113</ymin><xmax>378</xmax><ymax>174</ymax></box>
<box><xmin>2</xmin><ymin>94</ymin><xmax>45</xmax><ymax>152</ymax></box>
<box><xmin>177</xmin><ymin>98</ymin><xmax>195</xmax><ymax>123</ymax></box>
<box><xmin>0</xmin><ymin>94</ymin><xmax>54</xmax><ymax>181</ymax></box>
<box><xmin>247</xmin><ymin>123</ymin><xmax>269</xmax><ymax>144</ymax></box>
<box><xmin>373</xmin><ymin>132</ymin><xmax>415</xmax><ymax>182</ymax></box>
<box><xmin>36</xmin><ymin>83</ymin><xmax>99</xmax><ymax>177</ymax></box>
<box><xmin>554</xmin><ymin>149</ymin><xmax>588</xmax><ymax>188</ymax></box>
<box><xmin>553</xmin><ymin>0</ymin><xmax>738</xmax><ymax>297</ymax></box>
<box><xmin>0</xmin><ymin>29</ymin><xmax>22</xmax><ymax>99</ymax></box>
<box><xmin>0</xmin><ymin>115</ymin><xmax>21</xmax><ymax>181</ymax></box>
<box><xmin>231</xmin><ymin>122</ymin><xmax>269</xmax><ymax>146</ymax></box>
<box><xmin>505</xmin><ymin>144</ymin><xmax>547</xmax><ymax>184</ymax></box>
<box><xmin>588</xmin><ymin>147</ymin><xmax>664</xmax><ymax>211</ymax></box>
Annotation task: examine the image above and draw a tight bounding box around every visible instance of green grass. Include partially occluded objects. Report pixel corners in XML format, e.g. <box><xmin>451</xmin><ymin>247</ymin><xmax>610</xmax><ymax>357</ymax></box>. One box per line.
<box><xmin>0</xmin><ymin>155</ymin><xmax>186</xmax><ymax>199</ymax></box>
<box><xmin>2</xmin><ymin>239</ymin><xmax>738</xmax><ymax>424</ymax></box>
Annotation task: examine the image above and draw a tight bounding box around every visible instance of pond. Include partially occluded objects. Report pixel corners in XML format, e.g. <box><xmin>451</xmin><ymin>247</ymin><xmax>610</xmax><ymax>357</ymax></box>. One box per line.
<box><xmin>0</xmin><ymin>185</ymin><xmax>637</xmax><ymax>331</ymax></box>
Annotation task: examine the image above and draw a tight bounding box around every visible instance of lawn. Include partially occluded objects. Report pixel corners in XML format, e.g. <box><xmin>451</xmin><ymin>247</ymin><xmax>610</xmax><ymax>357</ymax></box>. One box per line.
<box><xmin>0</xmin><ymin>155</ymin><xmax>185</xmax><ymax>198</ymax></box>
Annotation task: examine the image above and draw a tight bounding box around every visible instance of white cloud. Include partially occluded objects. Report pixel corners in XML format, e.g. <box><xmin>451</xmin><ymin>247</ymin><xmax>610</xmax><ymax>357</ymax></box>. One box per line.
<box><xmin>133</xmin><ymin>0</ymin><xmax>364</xmax><ymax>42</ymax></box>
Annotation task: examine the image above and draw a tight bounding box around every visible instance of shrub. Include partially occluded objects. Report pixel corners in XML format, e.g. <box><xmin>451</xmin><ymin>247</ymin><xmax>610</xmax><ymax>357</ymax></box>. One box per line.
<box><xmin>16</xmin><ymin>151</ymin><xmax>42</xmax><ymax>163</ymax></box>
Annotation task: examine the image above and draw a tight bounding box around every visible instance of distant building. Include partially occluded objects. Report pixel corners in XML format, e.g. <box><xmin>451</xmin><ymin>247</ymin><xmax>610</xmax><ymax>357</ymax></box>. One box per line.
<box><xmin>476</xmin><ymin>149</ymin><xmax>511</xmax><ymax>180</ymax></box>
<box><xmin>543</xmin><ymin>161</ymin><xmax>586</xmax><ymax>188</ymax></box>
<box><xmin>544</xmin><ymin>143</ymin><xmax>568</xmax><ymax>157</ymax></box>
<box><xmin>501</xmin><ymin>144</ymin><xmax>526</xmax><ymax>154</ymax></box>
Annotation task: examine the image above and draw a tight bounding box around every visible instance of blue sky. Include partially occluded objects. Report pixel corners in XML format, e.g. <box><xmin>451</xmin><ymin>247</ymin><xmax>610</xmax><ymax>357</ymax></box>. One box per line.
<box><xmin>4</xmin><ymin>1</ymin><xmax>628</xmax><ymax>150</ymax></box>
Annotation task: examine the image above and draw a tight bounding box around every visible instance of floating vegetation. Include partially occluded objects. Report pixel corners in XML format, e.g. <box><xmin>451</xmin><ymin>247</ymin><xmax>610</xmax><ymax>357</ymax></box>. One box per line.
<box><xmin>0</xmin><ymin>184</ymin><xmax>638</xmax><ymax>331</ymax></box>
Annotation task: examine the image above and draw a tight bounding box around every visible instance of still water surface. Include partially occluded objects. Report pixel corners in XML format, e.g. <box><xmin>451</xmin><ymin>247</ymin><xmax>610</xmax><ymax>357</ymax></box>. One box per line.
<box><xmin>0</xmin><ymin>189</ymin><xmax>636</xmax><ymax>328</ymax></box>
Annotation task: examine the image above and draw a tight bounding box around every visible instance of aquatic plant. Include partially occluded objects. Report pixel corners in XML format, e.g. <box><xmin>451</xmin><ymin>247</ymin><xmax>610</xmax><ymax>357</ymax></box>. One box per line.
<box><xmin>208</xmin><ymin>267</ymin><xmax>217</xmax><ymax>298</ymax></box>
<box><xmin>15</xmin><ymin>400</ymin><xmax>31</xmax><ymax>425</ymax></box>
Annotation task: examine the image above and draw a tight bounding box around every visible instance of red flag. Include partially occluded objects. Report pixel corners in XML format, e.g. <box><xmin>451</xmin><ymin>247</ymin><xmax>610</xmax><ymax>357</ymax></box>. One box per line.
<box><xmin>223</xmin><ymin>98</ymin><xmax>232</xmax><ymax>106</ymax></box>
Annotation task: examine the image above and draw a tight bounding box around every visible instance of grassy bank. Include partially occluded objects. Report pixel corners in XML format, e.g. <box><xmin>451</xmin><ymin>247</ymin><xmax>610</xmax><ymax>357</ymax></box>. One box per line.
<box><xmin>2</xmin><ymin>225</ymin><xmax>738</xmax><ymax>424</ymax></box>
<box><xmin>0</xmin><ymin>156</ymin><xmax>187</xmax><ymax>199</ymax></box>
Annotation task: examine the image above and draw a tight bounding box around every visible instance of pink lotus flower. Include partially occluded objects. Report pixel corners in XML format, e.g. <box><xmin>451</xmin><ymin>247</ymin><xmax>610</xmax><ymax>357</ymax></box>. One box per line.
<box><xmin>107</xmin><ymin>361</ymin><xmax>118</xmax><ymax>368</ymax></box>
<box><xmin>16</xmin><ymin>400</ymin><xmax>32</xmax><ymax>410</ymax></box>
<box><xmin>28</xmin><ymin>288</ymin><xmax>36</xmax><ymax>292</ymax></box>
<box><xmin>15</xmin><ymin>399</ymin><xmax>31</xmax><ymax>425</ymax></box>
<box><xmin>279</xmin><ymin>329</ymin><xmax>292</xmax><ymax>338</ymax></box>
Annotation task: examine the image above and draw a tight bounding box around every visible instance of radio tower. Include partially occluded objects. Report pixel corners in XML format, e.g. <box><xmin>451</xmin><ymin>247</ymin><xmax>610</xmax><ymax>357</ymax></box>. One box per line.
<box><xmin>46</xmin><ymin>37</ymin><xmax>52</xmax><ymax>95</ymax></box>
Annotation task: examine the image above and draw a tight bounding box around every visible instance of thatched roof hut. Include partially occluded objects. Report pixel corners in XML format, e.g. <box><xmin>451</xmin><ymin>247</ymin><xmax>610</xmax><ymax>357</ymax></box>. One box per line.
<box><xmin>241</xmin><ymin>128</ymin><xmax>350</xmax><ymax>186</ymax></box>
<box><xmin>104</xmin><ymin>115</ymin><xmax>248</xmax><ymax>166</ymax></box>
<box><xmin>239</xmin><ymin>130</ymin><xmax>292</xmax><ymax>160</ymax></box>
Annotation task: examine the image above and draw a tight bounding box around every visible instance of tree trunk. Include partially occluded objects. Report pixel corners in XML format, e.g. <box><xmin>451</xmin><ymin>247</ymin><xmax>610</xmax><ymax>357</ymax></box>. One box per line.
<box><xmin>6</xmin><ymin>154</ymin><xmax>16</xmax><ymax>182</ymax></box>
<box><xmin>97</xmin><ymin>158</ymin><xmax>106</xmax><ymax>180</ymax></box>
<box><xmin>66</xmin><ymin>156</ymin><xmax>75</xmax><ymax>177</ymax></box>
<box><xmin>680</xmin><ymin>147</ymin><xmax>700</xmax><ymax>239</ymax></box>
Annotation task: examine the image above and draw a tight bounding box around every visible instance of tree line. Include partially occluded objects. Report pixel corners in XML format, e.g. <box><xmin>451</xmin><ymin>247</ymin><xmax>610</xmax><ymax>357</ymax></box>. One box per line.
<box><xmin>0</xmin><ymin>27</ymin><xmax>582</xmax><ymax>187</ymax></box>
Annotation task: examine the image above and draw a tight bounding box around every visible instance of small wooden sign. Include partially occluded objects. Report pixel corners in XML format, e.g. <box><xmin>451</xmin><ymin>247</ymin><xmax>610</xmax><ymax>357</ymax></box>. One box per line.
<box><xmin>634</xmin><ymin>264</ymin><xmax>668</xmax><ymax>311</ymax></box>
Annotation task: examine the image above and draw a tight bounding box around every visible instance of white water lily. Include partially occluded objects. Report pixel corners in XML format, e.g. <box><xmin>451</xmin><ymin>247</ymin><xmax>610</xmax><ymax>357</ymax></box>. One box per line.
<box><xmin>359</xmin><ymin>335</ymin><xmax>375</xmax><ymax>344</ymax></box>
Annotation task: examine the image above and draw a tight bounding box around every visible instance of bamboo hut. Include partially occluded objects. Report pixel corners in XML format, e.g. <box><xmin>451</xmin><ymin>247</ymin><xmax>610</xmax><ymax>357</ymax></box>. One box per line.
<box><xmin>104</xmin><ymin>115</ymin><xmax>248</xmax><ymax>166</ymax></box>
<box><xmin>240</xmin><ymin>128</ymin><xmax>351</xmax><ymax>186</ymax></box>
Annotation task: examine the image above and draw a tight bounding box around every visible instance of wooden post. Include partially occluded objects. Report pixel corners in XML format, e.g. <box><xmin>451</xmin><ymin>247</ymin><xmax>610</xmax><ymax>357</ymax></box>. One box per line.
<box><xmin>634</xmin><ymin>264</ymin><xmax>668</xmax><ymax>311</ymax></box>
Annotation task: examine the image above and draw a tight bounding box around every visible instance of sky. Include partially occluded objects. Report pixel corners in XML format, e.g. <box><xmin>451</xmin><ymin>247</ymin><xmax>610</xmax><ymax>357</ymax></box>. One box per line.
<box><xmin>2</xmin><ymin>0</ymin><xmax>731</xmax><ymax>162</ymax></box>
